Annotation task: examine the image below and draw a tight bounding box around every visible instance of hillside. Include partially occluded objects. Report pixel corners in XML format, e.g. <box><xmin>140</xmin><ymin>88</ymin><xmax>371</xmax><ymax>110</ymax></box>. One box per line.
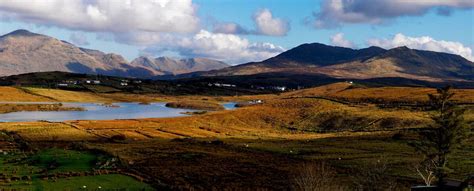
<box><xmin>0</xmin><ymin>30</ymin><xmax>161</xmax><ymax>78</ymax></box>
<box><xmin>0</xmin><ymin>71</ymin><xmax>271</xmax><ymax>96</ymax></box>
<box><xmin>283</xmin><ymin>82</ymin><xmax>474</xmax><ymax>103</ymax></box>
<box><xmin>0</xmin><ymin>30</ymin><xmax>229</xmax><ymax>78</ymax></box>
<box><xmin>2</xmin><ymin>29</ymin><xmax>473</xmax><ymax>87</ymax></box>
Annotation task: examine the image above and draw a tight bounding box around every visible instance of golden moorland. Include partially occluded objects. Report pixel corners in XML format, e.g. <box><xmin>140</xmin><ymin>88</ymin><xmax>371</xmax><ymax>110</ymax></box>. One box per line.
<box><xmin>0</xmin><ymin>83</ymin><xmax>473</xmax><ymax>190</ymax></box>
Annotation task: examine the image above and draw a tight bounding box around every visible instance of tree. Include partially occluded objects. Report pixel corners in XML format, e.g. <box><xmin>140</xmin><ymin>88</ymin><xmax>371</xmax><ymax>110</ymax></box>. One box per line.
<box><xmin>293</xmin><ymin>162</ymin><xmax>345</xmax><ymax>191</ymax></box>
<box><xmin>410</xmin><ymin>86</ymin><xmax>470</xmax><ymax>187</ymax></box>
<box><xmin>413</xmin><ymin>158</ymin><xmax>437</xmax><ymax>186</ymax></box>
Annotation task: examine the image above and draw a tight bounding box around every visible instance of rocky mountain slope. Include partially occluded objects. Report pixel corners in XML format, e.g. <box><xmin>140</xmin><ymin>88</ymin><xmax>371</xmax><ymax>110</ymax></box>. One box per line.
<box><xmin>0</xmin><ymin>30</ymin><xmax>229</xmax><ymax>78</ymax></box>
<box><xmin>131</xmin><ymin>56</ymin><xmax>229</xmax><ymax>75</ymax></box>
<box><xmin>2</xmin><ymin>29</ymin><xmax>473</xmax><ymax>84</ymax></box>
<box><xmin>197</xmin><ymin>43</ymin><xmax>474</xmax><ymax>83</ymax></box>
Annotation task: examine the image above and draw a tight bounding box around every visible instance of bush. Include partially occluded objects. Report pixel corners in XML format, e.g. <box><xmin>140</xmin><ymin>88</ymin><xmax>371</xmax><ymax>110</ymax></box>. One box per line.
<box><xmin>110</xmin><ymin>134</ymin><xmax>126</xmax><ymax>142</ymax></box>
<box><xmin>350</xmin><ymin>156</ymin><xmax>401</xmax><ymax>190</ymax></box>
<box><xmin>292</xmin><ymin>162</ymin><xmax>346</xmax><ymax>191</ymax></box>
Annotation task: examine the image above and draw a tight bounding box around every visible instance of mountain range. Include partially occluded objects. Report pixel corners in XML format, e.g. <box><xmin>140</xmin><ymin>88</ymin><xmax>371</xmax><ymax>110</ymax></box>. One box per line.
<box><xmin>130</xmin><ymin>56</ymin><xmax>229</xmax><ymax>75</ymax></box>
<box><xmin>0</xmin><ymin>30</ymin><xmax>229</xmax><ymax>78</ymax></box>
<box><xmin>1</xmin><ymin>29</ymin><xmax>473</xmax><ymax>86</ymax></box>
<box><xmin>193</xmin><ymin>43</ymin><xmax>474</xmax><ymax>83</ymax></box>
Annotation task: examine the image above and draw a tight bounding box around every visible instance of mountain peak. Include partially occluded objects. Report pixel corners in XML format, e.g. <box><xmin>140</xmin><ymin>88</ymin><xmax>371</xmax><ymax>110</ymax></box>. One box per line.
<box><xmin>267</xmin><ymin>42</ymin><xmax>381</xmax><ymax>66</ymax></box>
<box><xmin>156</xmin><ymin>56</ymin><xmax>177</xmax><ymax>61</ymax></box>
<box><xmin>364</xmin><ymin>46</ymin><xmax>385</xmax><ymax>51</ymax></box>
<box><xmin>131</xmin><ymin>56</ymin><xmax>229</xmax><ymax>75</ymax></box>
<box><xmin>1</xmin><ymin>29</ymin><xmax>42</xmax><ymax>38</ymax></box>
<box><xmin>393</xmin><ymin>46</ymin><xmax>410</xmax><ymax>50</ymax></box>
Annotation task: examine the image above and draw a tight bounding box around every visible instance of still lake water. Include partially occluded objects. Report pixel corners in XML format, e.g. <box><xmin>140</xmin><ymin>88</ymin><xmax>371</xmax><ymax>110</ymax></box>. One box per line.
<box><xmin>0</xmin><ymin>102</ymin><xmax>236</xmax><ymax>122</ymax></box>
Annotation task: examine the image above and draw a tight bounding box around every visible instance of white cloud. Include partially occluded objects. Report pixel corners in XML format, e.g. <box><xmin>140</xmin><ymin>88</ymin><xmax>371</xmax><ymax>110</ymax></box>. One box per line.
<box><xmin>253</xmin><ymin>9</ymin><xmax>290</xmax><ymax>36</ymax></box>
<box><xmin>0</xmin><ymin>1</ymin><xmax>287</xmax><ymax>63</ymax></box>
<box><xmin>212</xmin><ymin>22</ymin><xmax>250</xmax><ymax>35</ymax></box>
<box><xmin>367</xmin><ymin>33</ymin><xmax>474</xmax><ymax>61</ymax></box>
<box><xmin>96</xmin><ymin>31</ymin><xmax>166</xmax><ymax>46</ymax></box>
<box><xmin>213</xmin><ymin>8</ymin><xmax>290</xmax><ymax>36</ymax></box>
<box><xmin>69</xmin><ymin>32</ymin><xmax>90</xmax><ymax>46</ymax></box>
<box><xmin>0</xmin><ymin>0</ymin><xmax>200</xmax><ymax>33</ymax></box>
<box><xmin>142</xmin><ymin>30</ymin><xmax>285</xmax><ymax>64</ymax></box>
<box><xmin>330</xmin><ymin>33</ymin><xmax>355</xmax><ymax>48</ymax></box>
<box><xmin>310</xmin><ymin>0</ymin><xmax>474</xmax><ymax>28</ymax></box>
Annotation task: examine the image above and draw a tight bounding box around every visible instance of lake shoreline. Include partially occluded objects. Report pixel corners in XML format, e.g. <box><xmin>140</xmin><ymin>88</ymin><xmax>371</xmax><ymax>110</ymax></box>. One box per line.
<box><xmin>0</xmin><ymin>102</ymin><xmax>236</xmax><ymax>122</ymax></box>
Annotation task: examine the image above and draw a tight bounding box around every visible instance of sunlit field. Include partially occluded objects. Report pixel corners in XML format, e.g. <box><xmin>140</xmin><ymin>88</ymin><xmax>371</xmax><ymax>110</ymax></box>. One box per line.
<box><xmin>0</xmin><ymin>83</ymin><xmax>472</xmax><ymax>189</ymax></box>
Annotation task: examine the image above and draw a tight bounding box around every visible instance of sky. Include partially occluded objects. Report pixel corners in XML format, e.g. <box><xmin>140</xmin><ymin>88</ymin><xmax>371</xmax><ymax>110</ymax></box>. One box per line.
<box><xmin>0</xmin><ymin>0</ymin><xmax>473</xmax><ymax>64</ymax></box>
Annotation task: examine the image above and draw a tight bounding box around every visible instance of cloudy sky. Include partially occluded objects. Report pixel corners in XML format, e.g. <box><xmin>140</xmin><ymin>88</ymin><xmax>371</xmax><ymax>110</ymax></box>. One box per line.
<box><xmin>0</xmin><ymin>0</ymin><xmax>473</xmax><ymax>64</ymax></box>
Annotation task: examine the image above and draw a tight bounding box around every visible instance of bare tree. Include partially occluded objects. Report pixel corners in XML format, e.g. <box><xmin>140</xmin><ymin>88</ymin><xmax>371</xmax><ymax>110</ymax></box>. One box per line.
<box><xmin>413</xmin><ymin>158</ymin><xmax>437</xmax><ymax>186</ymax></box>
<box><xmin>292</xmin><ymin>162</ymin><xmax>345</xmax><ymax>191</ymax></box>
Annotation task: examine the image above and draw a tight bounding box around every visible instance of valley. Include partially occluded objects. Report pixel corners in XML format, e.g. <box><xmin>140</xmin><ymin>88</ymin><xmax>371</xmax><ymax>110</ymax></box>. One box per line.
<box><xmin>0</xmin><ymin>82</ymin><xmax>473</xmax><ymax>190</ymax></box>
<box><xmin>0</xmin><ymin>0</ymin><xmax>473</xmax><ymax>189</ymax></box>
<box><xmin>0</xmin><ymin>25</ymin><xmax>473</xmax><ymax>190</ymax></box>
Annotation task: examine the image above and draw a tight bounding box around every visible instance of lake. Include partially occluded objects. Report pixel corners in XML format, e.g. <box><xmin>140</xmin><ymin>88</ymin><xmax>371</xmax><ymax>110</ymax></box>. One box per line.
<box><xmin>0</xmin><ymin>102</ymin><xmax>236</xmax><ymax>122</ymax></box>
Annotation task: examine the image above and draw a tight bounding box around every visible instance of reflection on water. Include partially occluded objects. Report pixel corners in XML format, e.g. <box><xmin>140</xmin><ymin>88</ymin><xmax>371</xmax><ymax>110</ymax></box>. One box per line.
<box><xmin>0</xmin><ymin>102</ymin><xmax>236</xmax><ymax>122</ymax></box>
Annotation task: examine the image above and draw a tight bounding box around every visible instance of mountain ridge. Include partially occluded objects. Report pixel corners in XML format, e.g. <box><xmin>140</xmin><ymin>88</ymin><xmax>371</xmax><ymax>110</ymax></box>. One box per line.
<box><xmin>191</xmin><ymin>42</ymin><xmax>474</xmax><ymax>83</ymax></box>
<box><xmin>1</xmin><ymin>29</ymin><xmax>473</xmax><ymax>85</ymax></box>
<box><xmin>0</xmin><ymin>29</ymin><xmax>230</xmax><ymax>78</ymax></box>
<box><xmin>131</xmin><ymin>56</ymin><xmax>229</xmax><ymax>75</ymax></box>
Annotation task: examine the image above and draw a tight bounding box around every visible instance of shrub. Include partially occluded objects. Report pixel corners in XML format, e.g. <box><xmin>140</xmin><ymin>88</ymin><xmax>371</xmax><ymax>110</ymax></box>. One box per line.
<box><xmin>110</xmin><ymin>134</ymin><xmax>126</xmax><ymax>142</ymax></box>
<box><xmin>292</xmin><ymin>162</ymin><xmax>345</xmax><ymax>191</ymax></box>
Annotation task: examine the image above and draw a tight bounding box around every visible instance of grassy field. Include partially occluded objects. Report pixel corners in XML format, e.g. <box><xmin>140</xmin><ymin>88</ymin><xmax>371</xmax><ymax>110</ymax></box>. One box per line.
<box><xmin>23</xmin><ymin>87</ymin><xmax>115</xmax><ymax>102</ymax></box>
<box><xmin>0</xmin><ymin>144</ymin><xmax>152</xmax><ymax>190</ymax></box>
<box><xmin>85</xmin><ymin>133</ymin><xmax>473</xmax><ymax>190</ymax></box>
<box><xmin>284</xmin><ymin>82</ymin><xmax>474</xmax><ymax>103</ymax></box>
<box><xmin>36</xmin><ymin>174</ymin><xmax>154</xmax><ymax>190</ymax></box>
<box><xmin>0</xmin><ymin>83</ymin><xmax>473</xmax><ymax>190</ymax></box>
<box><xmin>0</xmin><ymin>103</ymin><xmax>83</xmax><ymax>114</ymax></box>
<box><xmin>28</xmin><ymin>148</ymin><xmax>97</xmax><ymax>173</ymax></box>
<box><xmin>0</xmin><ymin>87</ymin><xmax>53</xmax><ymax>102</ymax></box>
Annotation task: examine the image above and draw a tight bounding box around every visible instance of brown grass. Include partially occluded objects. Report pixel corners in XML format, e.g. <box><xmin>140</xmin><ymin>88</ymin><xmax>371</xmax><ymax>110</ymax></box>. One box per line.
<box><xmin>0</xmin><ymin>87</ymin><xmax>53</xmax><ymax>102</ymax></box>
<box><xmin>0</xmin><ymin>122</ymin><xmax>97</xmax><ymax>141</ymax></box>
<box><xmin>165</xmin><ymin>100</ymin><xmax>224</xmax><ymax>111</ymax></box>
<box><xmin>55</xmin><ymin>98</ymin><xmax>428</xmax><ymax>141</ymax></box>
<box><xmin>2</xmin><ymin>84</ymin><xmax>464</xmax><ymax>142</ymax></box>
<box><xmin>1</xmin><ymin>84</ymin><xmax>472</xmax><ymax>190</ymax></box>
<box><xmin>284</xmin><ymin>83</ymin><xmax>474</xmax><ymax>103</ymax></box>
<box><xmin>24</xmin><ymin>88</ymin><xmax>114</xmax><ymax>102</ymax></box>
<box><xmin>0</xmin><ymin>103</ymin><xmax>84</xmax><ymax>114</ymax></box>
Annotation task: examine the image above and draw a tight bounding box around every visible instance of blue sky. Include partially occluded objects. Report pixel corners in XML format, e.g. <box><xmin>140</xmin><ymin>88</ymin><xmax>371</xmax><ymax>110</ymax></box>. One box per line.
<box><xmin>0</xmin><ymin>0</ymin><xmax>473</xmax><ymax>64</ymax></box>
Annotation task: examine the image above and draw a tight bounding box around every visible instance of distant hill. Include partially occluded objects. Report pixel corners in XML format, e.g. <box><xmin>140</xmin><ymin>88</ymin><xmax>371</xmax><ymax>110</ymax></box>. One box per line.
<box><xmin>0</xmin><ymin>29</ymin><xmax>229</xmax><ymax>78</ymax></box>
<box><xmin>194</xmin><ymin>43</ymin><xmax>474</xmax><ymax>83</ymax></box>
<box><xmin>131</xmin><ymin>56</ymin><xmax>229</xmax><ymax>75</ymax></box>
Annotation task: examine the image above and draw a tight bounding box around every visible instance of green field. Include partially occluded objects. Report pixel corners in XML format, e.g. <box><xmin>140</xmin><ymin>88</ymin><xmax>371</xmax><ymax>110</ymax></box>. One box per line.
<box><xmin>0</xmin><ymin>148</ymin><xmax>152</xmax><ymax>190</ymax></box>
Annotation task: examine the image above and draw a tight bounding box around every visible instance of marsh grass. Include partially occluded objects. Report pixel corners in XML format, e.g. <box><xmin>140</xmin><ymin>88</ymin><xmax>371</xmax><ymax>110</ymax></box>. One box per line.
<box><xmin>165</xmin><ymin>100</ymin><xmax>225</xmax><ymax>111</ymax></box>
<box><xmin>0</xmin><ymin>103</ymin><xmax>84</xmax><ymax>114</ymax></box>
